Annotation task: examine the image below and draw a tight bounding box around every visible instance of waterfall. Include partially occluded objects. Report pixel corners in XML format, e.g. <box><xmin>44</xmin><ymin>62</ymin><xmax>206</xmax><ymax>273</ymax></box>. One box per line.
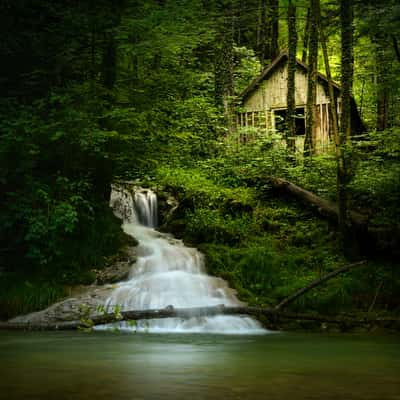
<box><xmin>134</xmin><ymin>190</ymin><xmax>158</xmax><ymax>228</ymax></box>
<box><xmin>103</xmin><ymin>184</ymin><xmax>266</xmax><ymax>334</ymax></box>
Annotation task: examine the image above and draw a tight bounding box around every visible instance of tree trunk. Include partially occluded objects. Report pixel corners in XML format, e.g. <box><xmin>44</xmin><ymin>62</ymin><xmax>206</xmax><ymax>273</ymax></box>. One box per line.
<box><xmin>376</xmin><ymin>88</ymin><xmax>389</xmax><ymax>131</ymax></box>
<box><xmin>286</xmin><ymin>0</ymin><xmax>297</xmax><ymax>153</ymax></box>
<box><xmin>339</xmin><ymin>0</ymin><xmax>354</xmax><ymax>252</ymax></box>
<box><xmin>392</xmin><ymin>35</ymin><xmax>400</xmax><ymax>63</ymax></box>
<box><xmin>340</xmin><ymin>0</ymin><xmax>353</xmax><ymax>142</ymax></box>
<box><xmin>318</xmin><ymin>0</ymin><xmax>349</xmax><ymax>255</ymax></box>
<box><xmin>270</xmin><ymin>0</ymin><xmax>280</xmax><ymax>59</ymax></box>
<box><xmin>214</xmin><ymin>2</ymin><xmax>234</xmax><ymax>131</ymax></box>
<box><xmin>258</xmin><ymin>0</ymin><xmax>279</xmax><ymax>66</ymax></box>
<box><xmin>376</xmin><ymin>42</ymin><xmax>390</xmax><ymax>131</ymax></box>
<box><xmin>90</xmin><ymin>20</ymin><xmax>96</xmax><ymax>81</ymax></box>
<box><xmin>102</xmin><ymin>35</ymin><xmax>117</xmax><ymax>90</ymax></box>
<box><xmin>258</xmin><ymin>0</ymin><xmax>269</xmax><ymax>66</ymax></box>
<box><xmin>304</xmin><ymin>0</ymin><xmax>318</xmax><ymax>155</ymax></box>
<box><xmin>302</xmin><ymin>8</ymin><xmax>310</xmax><ymax>63</ymax></box>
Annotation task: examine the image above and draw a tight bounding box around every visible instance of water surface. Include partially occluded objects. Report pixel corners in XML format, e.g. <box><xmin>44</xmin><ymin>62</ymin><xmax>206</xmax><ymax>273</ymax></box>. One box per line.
<box><xmin>0</xmin><ymin>331</ymin><xmax>399</xmax><ymax>400</ymax></box>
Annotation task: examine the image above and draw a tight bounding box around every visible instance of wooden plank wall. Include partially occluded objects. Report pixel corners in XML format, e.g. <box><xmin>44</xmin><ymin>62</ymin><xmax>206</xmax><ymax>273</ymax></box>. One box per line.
<box><xmin>237</xmin><ymin>62</ymin><xmax>336</xmax><ymax>153</ymax></box>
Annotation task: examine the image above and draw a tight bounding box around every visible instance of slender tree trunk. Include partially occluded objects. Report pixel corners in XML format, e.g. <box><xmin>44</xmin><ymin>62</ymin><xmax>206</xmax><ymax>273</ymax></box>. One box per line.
<box><xmin>339</xmin><ymin>0</ymin><xmax>354</xmax><ymax>251</ymax></box>
<box><xmin>317</xmin><ymin>0</ymin><xmax>348</xmax><ymax>249</ymax></box>
<box><xmin>90</xmin><ymin>21</ymin><xmax>96</xmax><ymax>81</ymax></box>
<box><xmin>258</xmin><ymin>0</ymin><xmax>279</xmax><ymax>66</ymax></box>
<box><xmin>304</xmin><ymin>0</ymin><xmax>318</xmax><ymax>155</ymax></box>
<box><xmin>376</xmin><ymin>87</ymin><xmax>389</xmax><ymax>131</ymax></box>
<box><xmin>376</xmin><ymin>42</ymin><xmax>389</xmax><ymax>131</ymax></box>
<box><xmin>286</xmin><ymin>0</ymin><xmax>297</xmax><ymax>153</ymax></box>
<box><xmin>101</xmin><ymin>2</ymin><xmax>122</xmax><ymax>91</ymax></box>
<box><xmin>102</xmin><ymin>35</ymin><xmax>117</xmax><ymax>90</ymax></box>
<box><xmin>359</xmin><ymin>79</ymin><xmax>365</xmax><ymax>119</ymax></box>
<box><xmin>392</xmin><ymin>35</ymin><xmax>400</xmax><ymax>63</ymax></box>
<box><xmin>236</xmin><ymin>0</ymin><xmax>245</xmax><ymax>45</ymax></box>
<box><xmin>302</xmin><ymin>8</ymin><xmax>310</xmax><ymax>63</ymax></box>
<box><xmin>258</xmin><ymin>0</ymin><xmax>269</xmax><ymax>66</ymax></box>
<box><xmin>341</xmin><ymin>0</ymin><xmax>353</xmax><ymax>142</ymax></box>
<box><xmin>270</xmin><ymin>0</ymin><xmax>280</xmax><ymax>59</ymax></box>
<box><xmin>214</xmin><ymin>2</ymin><xmax>235</xmax><ymax>131</ymax></box>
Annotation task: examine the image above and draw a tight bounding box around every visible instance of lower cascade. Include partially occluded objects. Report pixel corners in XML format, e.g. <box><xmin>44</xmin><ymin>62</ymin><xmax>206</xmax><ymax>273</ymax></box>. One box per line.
<box><xmin>101</xmin><ymin>185</ymin><xmax>266</xmax><ymax>334</ymax></box>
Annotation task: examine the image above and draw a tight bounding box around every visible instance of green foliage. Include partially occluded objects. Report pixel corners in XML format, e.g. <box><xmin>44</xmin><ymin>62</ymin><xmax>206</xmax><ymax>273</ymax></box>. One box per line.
<box><xmin>349</xmin><ymin>129</ymin><xmax>400</xmax><ymax>224</ymax></box>
<box><xmin>156</xmin><ymin>166</ymin><xmax>257</xmax><ymax>208</ymax></box>
<box><xmin>157</xmin><ymin>120</ymin><xmax>399</xmax><ymax>313</ymax></box>
<box><xmin>233</xmin><ymin>46</ymin><xmax>261</xmax><ymax>93</ymax></box>
<box><xmin>0</xmin><ymin>275</ymin><xmax>66</xmax><ymax>320</ymax></box>
<box><xmin>207</xmin><ymin>128</ymin><xmax>289</xmax><ymax>185</ymax></box>
<box><xmin>186</xmin><ymin>208</ymin><xmax>255</xmax><ymax>245</ymax></box>
<box><xmin>0</xmin><ymin>90</ymin><xmax>127</xmax><ymax>275</ymax></box>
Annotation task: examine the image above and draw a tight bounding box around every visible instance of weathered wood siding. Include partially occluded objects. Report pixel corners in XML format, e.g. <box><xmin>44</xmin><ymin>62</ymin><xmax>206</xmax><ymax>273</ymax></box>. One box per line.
<box><xmin>243</xmin><ymin>64</ymin><xmax>330</xmax><ymax>111</ymax></box>
<box><xmin>239</xmin><ymin>63</ymin><xmax>334</xmax><ymax>152</ymax></box>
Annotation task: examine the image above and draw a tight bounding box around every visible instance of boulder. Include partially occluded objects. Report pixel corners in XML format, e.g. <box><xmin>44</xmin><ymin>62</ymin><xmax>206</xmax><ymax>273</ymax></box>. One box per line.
<box><xmin>95</xmin><ymin>247</ymin><xmax>137</xmax><ymax>284</ymax></box>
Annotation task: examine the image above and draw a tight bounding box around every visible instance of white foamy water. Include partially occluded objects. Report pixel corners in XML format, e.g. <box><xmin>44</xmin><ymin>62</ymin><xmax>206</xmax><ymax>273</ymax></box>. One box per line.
<box><xmin>101</xmin><ymin>185</ymin><xmax>266</xmax><ymax>334</ymax></box>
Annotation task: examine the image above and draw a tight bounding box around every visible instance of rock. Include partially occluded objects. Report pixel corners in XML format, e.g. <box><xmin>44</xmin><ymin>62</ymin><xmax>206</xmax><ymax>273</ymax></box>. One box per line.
<box><xmin>9</xmin><ymin>285</ymin><xmax>116</xmax><ymax>324</ymax></box>
<box><xmin>157</xmin><ymin>190</ymin><xmax>180</xmax><ymax>226</ymax></box>
<box><xmin>8</xmin><ymin>246</ymin><xmax>138</xmax><ymax>326</ymax></box>
<box><xmin>94</xmin><ymin>246</ymin><xmax>137</xmax><ymax>285</ymax></box>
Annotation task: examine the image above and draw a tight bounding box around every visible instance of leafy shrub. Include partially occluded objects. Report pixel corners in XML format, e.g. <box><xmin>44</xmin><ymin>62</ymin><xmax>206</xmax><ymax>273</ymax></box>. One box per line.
<box><xmin>185</xmin><ymin>208</ymin><xmax>255</xmax><ymax>245</ymax></box>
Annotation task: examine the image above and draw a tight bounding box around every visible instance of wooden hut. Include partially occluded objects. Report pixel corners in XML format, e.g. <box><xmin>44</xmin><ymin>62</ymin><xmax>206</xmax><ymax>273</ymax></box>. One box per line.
<box><xmin>237</xmin><ymin>52</ymin><xmax>363</xmax><ymax>152</ymax></box>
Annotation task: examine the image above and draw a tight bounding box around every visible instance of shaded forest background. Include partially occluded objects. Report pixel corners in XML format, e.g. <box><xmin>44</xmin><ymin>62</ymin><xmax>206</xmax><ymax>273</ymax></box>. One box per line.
<box><xmin>0</xmin><ymin>0</ymin><xmax>399</xmax><ymax>320</ymax></box>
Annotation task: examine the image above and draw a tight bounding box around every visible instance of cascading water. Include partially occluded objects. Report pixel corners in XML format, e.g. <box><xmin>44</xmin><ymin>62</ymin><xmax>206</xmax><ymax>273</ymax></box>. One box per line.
<box><xmin>103</xmin><ymin>184</ymin><xmax>266</xmax><ymax>334</ymax></box>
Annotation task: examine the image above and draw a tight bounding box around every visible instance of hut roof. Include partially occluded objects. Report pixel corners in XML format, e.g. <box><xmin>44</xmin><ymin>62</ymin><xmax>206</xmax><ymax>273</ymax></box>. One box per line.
<box><xmin>239</xmin><ymin>51</ymin><xmax>341</xmax><ymax>103</ymax></box>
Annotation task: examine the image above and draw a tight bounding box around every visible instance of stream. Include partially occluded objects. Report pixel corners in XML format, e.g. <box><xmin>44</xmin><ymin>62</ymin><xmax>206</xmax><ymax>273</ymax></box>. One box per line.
<box><xmin>0</xmin><ymin>331</ymin><xmax>399</xmax><ymax>400</ymax></box>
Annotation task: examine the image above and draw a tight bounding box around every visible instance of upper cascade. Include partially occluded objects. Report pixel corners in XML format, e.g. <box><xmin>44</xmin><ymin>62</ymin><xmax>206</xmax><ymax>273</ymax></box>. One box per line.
<box><xmin>110</xmin><ymin>185</ymin><xmax>157</xmax><ymax>227</ymax></box>
<box><xmin>103</xmin><ymin>184</ymin><xmax>267</xmax><ymax>334</ymax></box>
<box><xmin>134</xmin><ymin>189</ymin><xmax>158</xmax><ymax>228</ymax></box>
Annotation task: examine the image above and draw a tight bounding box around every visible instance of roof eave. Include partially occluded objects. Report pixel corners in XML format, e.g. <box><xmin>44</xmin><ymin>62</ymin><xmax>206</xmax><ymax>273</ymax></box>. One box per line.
<box><xmin>238</xmin><ymin>51</ymin><xmax>341</xmax><ymax>104</ymax></box>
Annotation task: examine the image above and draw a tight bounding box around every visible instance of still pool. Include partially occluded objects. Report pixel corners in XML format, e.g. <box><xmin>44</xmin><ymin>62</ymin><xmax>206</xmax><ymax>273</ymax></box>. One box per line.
<box><xmin>0</xmin><ymin>331</ymin><xmax>399</xmax><ymax>400</ymax></box>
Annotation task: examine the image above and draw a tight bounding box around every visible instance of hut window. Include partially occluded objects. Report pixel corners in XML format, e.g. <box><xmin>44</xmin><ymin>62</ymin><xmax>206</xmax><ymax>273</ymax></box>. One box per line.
<box><xmin>274</xmin><ymin>109</ymin><xmax>287</xmax><ymax>132</ymax></box>
<box><xmin>246</xmin><ymin>112</ymin><xmax>253</xmax><ymax>126</ymax></box>
<box><xmin>294</xmin><ymin>108</ymin><xmax>305</xmax><ymax>136</ymax></box>
<box><xmin>273</xmin><ymin>107</ymin><xmax>305</xmax><ymax>135</ymax></box>
<box><xmin>254</xmin><ymin>112</ymin><xmax>259</xmax><ymax>127</ymax></box>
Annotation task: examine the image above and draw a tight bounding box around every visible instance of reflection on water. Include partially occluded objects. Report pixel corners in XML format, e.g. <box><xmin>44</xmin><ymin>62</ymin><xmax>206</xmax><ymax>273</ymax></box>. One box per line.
<box><xmin>0</xmin><ymin>331</ymin><xmax>399</xmax><ymax>400</ymax></box>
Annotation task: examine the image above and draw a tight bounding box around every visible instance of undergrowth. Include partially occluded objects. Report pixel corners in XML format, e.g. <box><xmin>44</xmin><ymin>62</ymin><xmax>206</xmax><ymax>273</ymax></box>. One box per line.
<box><xmin>155</xmin><ymin>130</ymin><xmax>400</xmax><ymax>314</ymax></box>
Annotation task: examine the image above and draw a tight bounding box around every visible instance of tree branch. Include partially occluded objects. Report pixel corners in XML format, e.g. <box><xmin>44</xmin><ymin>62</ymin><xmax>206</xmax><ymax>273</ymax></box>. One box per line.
<box><xmin>275</xmin><ymin>260</ymin><xmax>367</xmax><ymax>310</ymax></box>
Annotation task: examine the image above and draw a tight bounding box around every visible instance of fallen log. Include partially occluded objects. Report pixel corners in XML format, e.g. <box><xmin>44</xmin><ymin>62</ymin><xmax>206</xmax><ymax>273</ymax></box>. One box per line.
<box><xmin>275</xmin><ymin>260</ymin><xmax>367</xmax><ymax>310</ymax></box>
<box><xmin>266</xmin><ymin>176</ymin><xmax>400</xmax><ymax>257</ymax></box>
<box><xmin>266</xmin><ymin>176</ymin><xmax>366</xmax><ymax>226</ymax></box>
<box><xmin>0</xmin><ymin>305</ymin><xmax>398</xmax><ymax>331</ymax></box>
